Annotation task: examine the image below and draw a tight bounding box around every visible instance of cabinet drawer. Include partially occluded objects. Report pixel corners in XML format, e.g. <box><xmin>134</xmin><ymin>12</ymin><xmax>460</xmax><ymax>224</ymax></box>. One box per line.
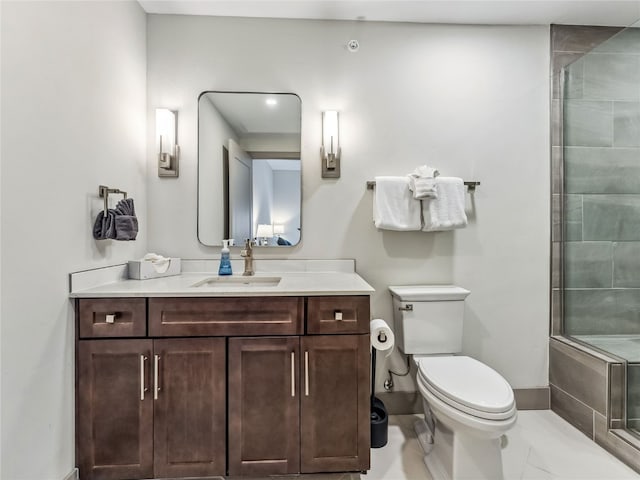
<box><xmin>78</xmin><ymin>298</ymin><xmax>146</xmax><ymax>338</ymax></box>
<box><xmin>307</xmin><ymin>296</ymin><xmax>370</xmax><ymax>334</ymax></box>
<box><xmin>149</xmin><ymin>297</ymin><xmax>303</xmax><ymax>336</ymax></box>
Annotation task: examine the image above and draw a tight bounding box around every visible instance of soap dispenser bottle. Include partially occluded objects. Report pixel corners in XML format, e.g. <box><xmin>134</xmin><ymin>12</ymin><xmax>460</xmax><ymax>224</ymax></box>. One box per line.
<box><xmin>218</xmin><ymin>239</ymin><xmax>233</xmax><ymax>276</ymax></box>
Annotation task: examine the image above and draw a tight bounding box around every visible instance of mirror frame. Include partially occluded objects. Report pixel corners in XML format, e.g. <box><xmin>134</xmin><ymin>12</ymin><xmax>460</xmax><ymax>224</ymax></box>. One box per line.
<box><xmin>196</xmin><ymin>90</ymin><xmax>302</xmax><ymax>248</ymax></box>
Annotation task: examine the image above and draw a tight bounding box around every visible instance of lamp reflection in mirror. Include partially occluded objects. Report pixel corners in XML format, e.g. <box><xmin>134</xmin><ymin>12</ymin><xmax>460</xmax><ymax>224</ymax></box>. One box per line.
<box><xmin>156</xmin><ymin>108</ymin><xmax>179</xmax><ymax>177</ymax></box>
<box><xmin>256</xmin><ymin>224</ymin><xmax>274</xmax><ymax>246</ymax></box>
<box><xmin>321</xmin><ymin>110</ymin><xmax>340</xmax><ymax>178</ymax></box>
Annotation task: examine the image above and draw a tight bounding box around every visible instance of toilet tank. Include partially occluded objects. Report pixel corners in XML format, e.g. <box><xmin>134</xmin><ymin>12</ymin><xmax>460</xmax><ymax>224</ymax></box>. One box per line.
<box><xmin>389</xmin><ymin>285</ymin><xmax>470</xmax><ymax>355</ymax></box>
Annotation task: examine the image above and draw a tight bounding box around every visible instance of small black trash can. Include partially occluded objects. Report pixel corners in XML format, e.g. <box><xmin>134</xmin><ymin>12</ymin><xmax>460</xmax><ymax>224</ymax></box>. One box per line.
<box><xmin>370</xmin><ymin>348</ymin><xmax>389</xmax><ymax>448</ymax></box>
<box><xmin>371</xmin><ymin>396</ymin><xmax>388</xmax><ymax>448</ymax></box>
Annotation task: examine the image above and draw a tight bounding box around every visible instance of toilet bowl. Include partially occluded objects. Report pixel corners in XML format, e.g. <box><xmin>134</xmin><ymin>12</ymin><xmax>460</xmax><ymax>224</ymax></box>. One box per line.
<box><xmin>389</xmin><ymin>285</ymin><xmax>517</xmax><ymax>480</ymax></box>
<box><xmin>414</xmin><ymin>355</ymin><xmax>517</xmax><ymax>480</ymax></box>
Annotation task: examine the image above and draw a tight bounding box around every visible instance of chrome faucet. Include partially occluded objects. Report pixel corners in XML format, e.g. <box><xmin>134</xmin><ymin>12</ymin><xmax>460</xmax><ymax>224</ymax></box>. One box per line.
<box><xmin>241</xmin><ymin>239</ymin><xmax>255</xmax><ymax>276</ymax></box>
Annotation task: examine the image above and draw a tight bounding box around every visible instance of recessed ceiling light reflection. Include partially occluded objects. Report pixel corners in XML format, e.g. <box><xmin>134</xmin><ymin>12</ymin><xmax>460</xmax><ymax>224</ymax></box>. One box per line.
<box><xmin>265</xmin><ymin>98</ymin><xmax>278</xmax><ymax>107</ymax></box>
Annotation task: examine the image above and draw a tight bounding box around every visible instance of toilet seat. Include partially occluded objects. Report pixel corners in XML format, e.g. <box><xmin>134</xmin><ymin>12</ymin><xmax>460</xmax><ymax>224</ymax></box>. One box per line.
<box><xmin>416</xmin><ymin>356</ymin><xmax>516</xmax><ymax>421</ymax></box>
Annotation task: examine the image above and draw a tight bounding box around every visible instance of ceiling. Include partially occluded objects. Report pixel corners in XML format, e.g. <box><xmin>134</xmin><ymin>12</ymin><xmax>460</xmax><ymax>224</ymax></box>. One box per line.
<box><xmin>139</xmin><ymin>1</ymin><xmax>640</xmax><ymax>27</ymax></box>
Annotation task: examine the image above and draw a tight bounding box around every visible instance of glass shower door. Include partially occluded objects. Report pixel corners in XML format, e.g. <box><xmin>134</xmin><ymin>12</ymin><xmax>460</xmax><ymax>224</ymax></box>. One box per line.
<box><xmin>561</xmin><ymin>24</ymin><xmax>640</xmax><ymax>436</ymax></box>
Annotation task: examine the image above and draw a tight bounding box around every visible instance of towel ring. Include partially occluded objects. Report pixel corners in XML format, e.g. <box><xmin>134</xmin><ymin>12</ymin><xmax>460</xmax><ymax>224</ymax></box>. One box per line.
<box><xmin>99</xmin><ymin>185</ymin><xmax>128</xmax><ymax>215</ymax></box>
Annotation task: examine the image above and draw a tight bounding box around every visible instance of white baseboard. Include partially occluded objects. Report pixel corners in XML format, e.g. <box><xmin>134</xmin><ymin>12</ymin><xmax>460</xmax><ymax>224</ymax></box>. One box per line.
<box><xmin>62</xmin><ymin>468</ymin><xmax>78</xmax><ymax>480</ymax></box>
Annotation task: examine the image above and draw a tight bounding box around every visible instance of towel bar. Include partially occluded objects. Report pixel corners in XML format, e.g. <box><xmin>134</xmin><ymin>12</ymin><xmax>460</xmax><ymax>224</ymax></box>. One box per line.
<box><xmin>99</xmin><ymin>185</ymin><xmax>128</xmax><ymax>215</ymax></box>
<box><xmin>366</xmin><ymin>180</ymin><xmax>480</xmax><ymax>192</ymax></box>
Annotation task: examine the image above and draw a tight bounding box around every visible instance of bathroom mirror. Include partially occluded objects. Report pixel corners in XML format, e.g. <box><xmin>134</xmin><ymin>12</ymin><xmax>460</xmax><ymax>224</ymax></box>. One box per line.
<box><xmin>198</xmin><ymin>91</ymin><xmax>302</xmax><ymax>247</ymax></box>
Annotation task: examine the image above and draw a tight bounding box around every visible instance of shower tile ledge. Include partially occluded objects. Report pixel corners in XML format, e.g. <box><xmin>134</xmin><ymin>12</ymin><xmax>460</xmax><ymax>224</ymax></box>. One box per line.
<box><xmin>551</xmin><ymin>335</ymin><xmax>625</xmax><ymax>363</ymax></box>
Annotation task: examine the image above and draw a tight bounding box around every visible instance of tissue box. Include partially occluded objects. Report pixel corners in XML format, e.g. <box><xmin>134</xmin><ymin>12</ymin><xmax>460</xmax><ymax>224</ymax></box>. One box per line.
<box><xmin>128</xmin><ymin>258</ymin><xmax>181</xmax><ymax>280</ymax></box>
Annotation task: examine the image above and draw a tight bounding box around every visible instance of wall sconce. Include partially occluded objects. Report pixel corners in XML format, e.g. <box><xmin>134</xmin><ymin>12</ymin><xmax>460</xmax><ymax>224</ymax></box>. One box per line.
<box><xmin>255</xmin><ymin>224</ymin><xmax>274</xmax><ymax>246</ymax></box>
<box><xmin>321</xmin><ymin>110</ymin><xmax>340</xmax><ymax>178</ymax></box>
<box><xmin>156</xmin><ymin>108</ymin><xmax>179</xmax><ymax>177</ymax></box>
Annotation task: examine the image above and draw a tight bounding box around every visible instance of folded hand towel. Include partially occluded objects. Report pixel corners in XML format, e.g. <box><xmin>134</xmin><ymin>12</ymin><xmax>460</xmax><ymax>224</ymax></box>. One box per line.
<box><xmin>92</xmin><ymin>209</ymin><xmax>117</xmax><ymax>240</ymax></box>
<box><xmin>414</xmin><ymin>165</ymin><xmax>439</xmax><ymax>178</ymax></box>
<box><xmin>115</xmin><ymin>215</ymin><xmax>138</xmax><ymax>240</ymax></box>
<box><xmin>115</xmin><ymin>198</ymin><xmax>135</xmax><ymax>216</ymax></box>
<box><xmin>115</xmin><ymin>198</ymin><xmax>138</xmax><ymax>240</ymax></box>
<box><xmin>373</xmin><ymin>176</ymin><xmax>422</xmax><ymax>231</ymax></box>
<box><xmin>422</xmin><ymin>177</ymin><xmax>468</xmax><ymax>231</ymax></box>
<box><xmin>408</xmin><ymin>164</ymin><xmax>440</xmax><ymax>200</ymax></box>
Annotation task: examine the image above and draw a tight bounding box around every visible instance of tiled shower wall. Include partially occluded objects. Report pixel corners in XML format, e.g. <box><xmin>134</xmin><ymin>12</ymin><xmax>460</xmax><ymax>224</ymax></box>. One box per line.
<box><xmin>550</xmin><ymin>25</ymin><xmax>640</xmax><ymax>473</ymax></box>
<box><xmin>558</xmin><ymin>27</ymin><xmax>640</xmax><ymax>335</ymax></box>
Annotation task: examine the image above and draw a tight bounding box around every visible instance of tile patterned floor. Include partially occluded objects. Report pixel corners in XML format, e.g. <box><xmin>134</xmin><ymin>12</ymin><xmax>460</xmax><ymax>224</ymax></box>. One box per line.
<box><xmin>205</xmin><ymin>411</ymin><xmax>640</xmax><ymax>480</ymax></box>
<box><xmin>365</xmin><ymin>411</ymin><xmax>640</xmax><ymax>480</ymax></box>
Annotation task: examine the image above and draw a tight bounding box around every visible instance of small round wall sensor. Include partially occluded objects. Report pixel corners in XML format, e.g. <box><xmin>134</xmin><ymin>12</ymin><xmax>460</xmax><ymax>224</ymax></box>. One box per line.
<box><xmin>347</xmin><ymin>39</ymin><xmax>360</xmax><ymax>52</ymax></box>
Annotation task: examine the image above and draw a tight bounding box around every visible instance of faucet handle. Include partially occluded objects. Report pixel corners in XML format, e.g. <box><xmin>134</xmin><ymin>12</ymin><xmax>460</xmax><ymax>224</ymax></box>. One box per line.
<box><xmin>241</xmin><ymin>239</ymin><xmax>254</xmax><ymax>257</ymax></box>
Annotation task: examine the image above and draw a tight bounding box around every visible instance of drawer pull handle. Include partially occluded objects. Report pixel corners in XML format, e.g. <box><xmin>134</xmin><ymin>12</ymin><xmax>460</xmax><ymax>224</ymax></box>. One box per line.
<box><xmin>105</xmin><ymin>314</ymin><xmax>116</xmax><ymax>324</ymax></box>
<box><xmin>140</xmin><ymin>355</ymin><xmax>148</xmax><ymax>401</ymax></box>
<box><xmin>154</xmin><ymin>355</ymin><xmax>161</xmax><ymax>400</ymax></box>
<box><xmin>291</xmin><ymin>352</ymin><xmax>295</xmax><ymax>397</ymax></box>
<box><xmin>334</xmin><ymin>310</ymin><xmax>343</xmax><ymax>321</ymax></box>
<box><xmin>398</xmin><ymin>304</ymin><xmax>413</xmax><ymax>312</ymax></box>
<box><xmin>304</xmin><ymin>351</ymin><xmax>309</xmax><ymax>397</ymax></box>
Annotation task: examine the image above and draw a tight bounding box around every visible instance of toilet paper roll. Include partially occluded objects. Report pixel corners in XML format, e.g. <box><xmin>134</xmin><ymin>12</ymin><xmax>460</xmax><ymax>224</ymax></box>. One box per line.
<box><xmin>370</xmin><ymin>318</ymin><xmax>395</xmax><ymax>352</ymax></box>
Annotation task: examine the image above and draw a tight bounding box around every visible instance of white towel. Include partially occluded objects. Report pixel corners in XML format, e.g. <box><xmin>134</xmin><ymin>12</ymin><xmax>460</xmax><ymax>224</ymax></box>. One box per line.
<box><xmin>422</xmin><ymin>177</ymin><xmax>468</xmax><ymax>231</ymax></box>
<box><xmin>373</xmin><ymin>176</ymin><xmax>422</xmax><ymax>231</ymax></box>
<box><xmin>408</xmin><ymin>164</ymin><xmax>440</xmax><ymax>199</ymax></box>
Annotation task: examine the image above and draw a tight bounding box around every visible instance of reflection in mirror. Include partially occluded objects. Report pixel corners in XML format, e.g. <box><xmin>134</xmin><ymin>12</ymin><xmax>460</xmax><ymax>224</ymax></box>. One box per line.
<box><xmin>198</xmin><ymin>92</ymin><xmax>301</xmax><ymax>247</ymax></box>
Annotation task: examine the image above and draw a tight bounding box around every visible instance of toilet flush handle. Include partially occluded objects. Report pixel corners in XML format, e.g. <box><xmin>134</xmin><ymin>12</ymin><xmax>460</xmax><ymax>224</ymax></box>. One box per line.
<box><xmin>398</xmin><ymin>304</ymin><xmax>413</xmax><ymax>311</ymax></box>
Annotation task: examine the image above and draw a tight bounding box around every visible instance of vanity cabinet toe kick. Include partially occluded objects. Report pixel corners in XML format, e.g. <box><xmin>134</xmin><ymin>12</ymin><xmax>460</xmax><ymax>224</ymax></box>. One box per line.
<box><xmin>75</xmin><ymin>295</ymin><xmax>371</xmax><ymax>480</ymax></box>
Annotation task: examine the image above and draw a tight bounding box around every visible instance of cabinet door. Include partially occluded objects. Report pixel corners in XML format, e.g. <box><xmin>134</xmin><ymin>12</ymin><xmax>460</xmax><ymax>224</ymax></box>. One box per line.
<box><xmin>228</xmin><ymin>336</ymin><xmax>300</xmax><ymax>476</ymax></box>
<box><xmin>300</xmin><ymin>334</ymin><xmax>370</xmax><ymax>473</ymax></box>
<box><xmin>152</xmin><ymin>338</ymin><xmax>226</xmax><ymax>478</ymax></box>
<box><xmin>77</xmin><ymin>339</ymin><xmax>153</xmax><ymax>480</ymax></box>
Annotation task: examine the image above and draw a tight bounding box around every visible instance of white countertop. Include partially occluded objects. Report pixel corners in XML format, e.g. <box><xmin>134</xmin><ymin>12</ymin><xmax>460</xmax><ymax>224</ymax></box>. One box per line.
<box><xmin>69</xmin><ymin>260</ymin><xmax>375</xmax><ymax>298</ymax></box>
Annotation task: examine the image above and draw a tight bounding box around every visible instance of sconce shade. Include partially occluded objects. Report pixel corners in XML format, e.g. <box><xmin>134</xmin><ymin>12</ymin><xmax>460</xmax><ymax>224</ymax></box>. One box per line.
<box><xmin>156</xmin><ymin>108</ymin><xmax>175</xmax><ymax>155</ymax></box>
<box><xmin>321</xmin><ymin>110</ymin><xmax>340</xmax><ymax>178</ymax></box>
<box><xmin>156</xmin><ymin>108</ymin><xmax>179</xmax><ymax>177</ymax></box>
<box><xmin>322</xmin><ymin>111</ymin><xmax>339</xmax><ymax>156</ymax></box>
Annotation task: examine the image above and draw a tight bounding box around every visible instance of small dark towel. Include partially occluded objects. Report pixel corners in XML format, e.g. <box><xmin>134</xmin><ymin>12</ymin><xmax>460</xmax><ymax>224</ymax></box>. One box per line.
<box><xmin>115</xmin><ymin>198</ymin><xmax>135</xmax><ymax>216</ymax></box>
<box><xmin>115</xmin><ymin>216</ymin><xmax>138</xmax><ymax>240</ymax></box>
<box><xmin>93</xmin><ymin>198</ymin><xmax>138</xmax><ymax>240</ymax></box>
<box><xmin>114</xmin><ymin>198</ymin><xmax>138</xmax><ymax>240</ymax></box>
<box><xmin>93</xmin><ymin>209</ymin><xmax>117</xmax><ymax>239</ymax></box>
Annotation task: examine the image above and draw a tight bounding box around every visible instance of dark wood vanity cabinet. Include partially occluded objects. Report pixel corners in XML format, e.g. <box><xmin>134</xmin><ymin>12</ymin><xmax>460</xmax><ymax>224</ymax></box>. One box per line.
<box><xmin>77</xmin><ymin>340</ymin><xmax>154</xmax><ymax>480</ymax></box>
<box><xmin>77</xmin><ymin>337</ymin><xmax>226</xmax><ymax>480</ymax></box>
<box><xmin>301</xmin><ymin>334</ymin><xmax>370</xmax><ymax>473</ymax></box>
<box><xmin>228</xmin><ymin>336</ymin><xmax>301</xmax><ymax>476</ymax></box>
<box><xmin>76</xmin><ymin>295</ymin><xmax>370</xmax><ymax>480</ymax></box>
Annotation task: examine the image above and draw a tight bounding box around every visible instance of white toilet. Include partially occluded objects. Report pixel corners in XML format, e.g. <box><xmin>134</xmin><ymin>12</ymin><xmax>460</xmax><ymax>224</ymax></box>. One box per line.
<box><xmin>389</xmin><ymin>285</ymin><xmax>517</xmax><ymax>480</ymax></box>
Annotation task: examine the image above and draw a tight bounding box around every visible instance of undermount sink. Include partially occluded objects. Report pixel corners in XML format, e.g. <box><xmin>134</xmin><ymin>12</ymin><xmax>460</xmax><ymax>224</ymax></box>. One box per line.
<box><xmin>191</xmin><ymin>276</ymin><xmax>282</xmax><ymax>288</ymax></box>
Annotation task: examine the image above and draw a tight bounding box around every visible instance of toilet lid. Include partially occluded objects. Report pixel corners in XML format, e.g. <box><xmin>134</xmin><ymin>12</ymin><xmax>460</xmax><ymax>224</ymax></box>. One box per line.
<box><xmin>417</xmin><ymin>356</ymin><xmax>515</xmax><ymax>415</ymax></box>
